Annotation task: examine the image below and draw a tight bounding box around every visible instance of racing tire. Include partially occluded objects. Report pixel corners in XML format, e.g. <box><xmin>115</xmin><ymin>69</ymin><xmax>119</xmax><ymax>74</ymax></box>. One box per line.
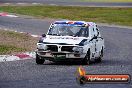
<box><xmin>95</xmin><ymin>48</ymin><xmax>103</xmax><ymax>63</ymax></box>
<box><xmin>36</xmin><ymin>53</ymin><xmax>45</xmax><ymax>64</ymax></box>
<box><xmin>82</xmin><ymin>49</ymin><xmax>91</xmax><ymax>65</ymax></box>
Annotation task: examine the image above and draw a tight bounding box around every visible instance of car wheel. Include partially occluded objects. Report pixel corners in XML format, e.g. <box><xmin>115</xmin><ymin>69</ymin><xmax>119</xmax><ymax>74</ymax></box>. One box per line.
<box><xmin>82</xmin><ymin>49</ymin><xmax>91</xmax><ymax>65</ymax></box>
<box><xmin>36</xmin><ymin>53</ymin><xmax>45</xmax><ymax>64</ymax></box>
<box><xmin>95</xmin><ymin>48</ymin><xmax>103</xmax><ymax>63</ymax></box>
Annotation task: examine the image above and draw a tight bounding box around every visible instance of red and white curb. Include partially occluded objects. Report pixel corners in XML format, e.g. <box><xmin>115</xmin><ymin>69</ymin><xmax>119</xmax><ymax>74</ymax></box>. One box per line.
<box><xmin>0</xmin><ymin>28</ymin><xmax>41</xmax><ymax>62</ymax></box>
<box><xmin>0</xmin><ymin>12</ymin><xmax>18</xmax><ymax>18</ymax></box>
<box><xmin>0</xmin><ymin>52</ymin><xmax>36</xmax><ymax>62</ymax></box>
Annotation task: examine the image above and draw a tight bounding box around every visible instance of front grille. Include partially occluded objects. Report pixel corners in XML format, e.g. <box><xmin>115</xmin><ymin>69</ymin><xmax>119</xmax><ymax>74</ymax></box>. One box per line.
<box><xmin>38</xmin><ymin>49</ymin><xmax>45</xmax><ymax>51</ymax></box>
<box><xmin>47</xmin><ymin>45</ymin><xmax>58</xmax><ymax>52</ymax></box>
<box><xmin>39</xmin><ymin>52</ymin><xmax>46</xmax><ymax>55</ymax></box>
<box><xmin>61</xmin><ymin>46</ymin><xmax>74</xmax><ymax>52</ymax></box>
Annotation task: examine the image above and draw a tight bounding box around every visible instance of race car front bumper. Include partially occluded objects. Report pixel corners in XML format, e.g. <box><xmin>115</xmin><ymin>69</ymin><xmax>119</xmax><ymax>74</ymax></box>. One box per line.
<box><xmin>36</xmin><ymin>50</ymin><xmax>86</xmax><ymax>61</ymax></box>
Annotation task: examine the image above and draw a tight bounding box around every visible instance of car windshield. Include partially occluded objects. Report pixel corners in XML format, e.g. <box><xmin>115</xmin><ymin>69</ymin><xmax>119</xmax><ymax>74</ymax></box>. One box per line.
<box><xmin>47</xmin><ymin>24</ymin><xmax>89</xmax><ymax>37</ymax></box>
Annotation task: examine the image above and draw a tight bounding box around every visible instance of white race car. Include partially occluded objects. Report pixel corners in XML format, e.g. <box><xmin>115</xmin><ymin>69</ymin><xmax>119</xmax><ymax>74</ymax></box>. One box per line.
<box><xmin>36</xmin><ymin>21</ymin><xmax>104</xmax><ymax>64</ymax></box>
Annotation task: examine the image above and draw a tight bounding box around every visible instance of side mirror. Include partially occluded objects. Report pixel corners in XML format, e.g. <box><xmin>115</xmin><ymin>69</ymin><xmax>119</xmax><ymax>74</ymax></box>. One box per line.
<box><xmin>42</xmin><ymin>34</ymin><xmax>46</xmax><ymax>37</ymax></box>
<box><xmin>93</xmin><ymin>36</ymin><xmax>97</xmax><ymax>39</ymax></box>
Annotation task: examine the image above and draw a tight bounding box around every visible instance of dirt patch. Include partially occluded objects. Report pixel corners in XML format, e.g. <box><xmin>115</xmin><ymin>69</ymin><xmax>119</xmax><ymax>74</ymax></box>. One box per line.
<box><xmin>0</xmin><ymin>29</ymin><xmax>39</xmax><ymax>55</ymax></box>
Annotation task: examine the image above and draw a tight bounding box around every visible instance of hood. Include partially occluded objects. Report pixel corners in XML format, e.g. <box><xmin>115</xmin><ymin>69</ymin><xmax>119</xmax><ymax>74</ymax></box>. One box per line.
<box><xmin>42</xmin><ymin>35</ymin><xmax>87</xmax><ymax>45</ymax></box>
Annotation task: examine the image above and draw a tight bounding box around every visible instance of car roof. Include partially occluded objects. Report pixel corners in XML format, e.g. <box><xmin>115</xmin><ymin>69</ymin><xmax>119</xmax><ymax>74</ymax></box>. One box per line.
<box><xmin>54</xmin><ymin>21</ymin><xmax>96</xmax><ymax>26</ymax></box>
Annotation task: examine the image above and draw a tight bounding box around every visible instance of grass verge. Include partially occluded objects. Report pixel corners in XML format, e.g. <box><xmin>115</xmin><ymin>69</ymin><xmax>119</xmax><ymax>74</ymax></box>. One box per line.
<box><xmin>0</xmin><ymin>6</ymin><xmax>132</xmax><ymax>26</ymax></box>
<box><xmin>0</xmin><ymin>29</ymin><xmax>38</xmax><ymax>55</ymax></box>
<box><xmin>80</xmin><ymin>0</ymin><xmax>132</xmax><ymax>3</ymax></box>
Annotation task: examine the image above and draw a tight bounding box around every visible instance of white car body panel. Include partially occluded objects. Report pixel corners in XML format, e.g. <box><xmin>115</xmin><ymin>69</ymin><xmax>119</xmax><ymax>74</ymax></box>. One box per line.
<box><xmin>36</xmin><ymin>21</ymin><xmax>104</xmax><ymax>62</ymax></box>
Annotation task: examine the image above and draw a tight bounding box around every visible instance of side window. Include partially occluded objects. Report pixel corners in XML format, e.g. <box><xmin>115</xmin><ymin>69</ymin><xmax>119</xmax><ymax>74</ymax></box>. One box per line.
<box><xmin>85</xmin><ymin>27</ymin><xmax>89</xmax><ymax>37</ymax></box>
<box><xmin>90</xmin><ymin>26</ymin><xmax>95</xmax><ymax>38</ymax></box>
<box><xmin>93</xmin><ymin>27</ymin><xmax>96</xmax><ymax>37</ymax></box>
<box><xmin>94</xmin><ymin>25</ymin><xmax>98</xmax><ymax>37</ymax></box>
<box><xmin>94</xmin><ymin>28</ymin><xmax>98</xmax><ymax>37</ymax></box>
<box><xmin>96</xmin><ymin>28</ymin><xmax>99</xmax><ymax>36</ymax></box>
<box><xmin>95</xmin><ymin>25</ymin><xmax>100</xmax><ymax>37</ymax></box>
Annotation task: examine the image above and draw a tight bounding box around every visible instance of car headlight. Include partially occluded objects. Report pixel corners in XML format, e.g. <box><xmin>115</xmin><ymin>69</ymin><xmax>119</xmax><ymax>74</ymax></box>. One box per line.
<box><xmin>37</xmin><ymin>43</ymin><xmax>47</xmax><ymax>50</ymax></box>
<box><xmin>72</xmin><ymin>47</ymin><xmax>83</xmax><ymax>54</ymax></box>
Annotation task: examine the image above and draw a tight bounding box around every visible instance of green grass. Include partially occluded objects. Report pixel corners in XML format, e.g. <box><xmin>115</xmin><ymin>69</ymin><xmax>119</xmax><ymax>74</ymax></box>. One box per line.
<box><xmin>0</xmin><ymin>6</ymin><xmax>132</xmax><ymax>26</ymax></box>
<box><xmin>3</xmin><ymin>31</ymin><xmax>30</xmax><ymax>40</ymax></box>
<box><xmin>0</xmin><ymin>45</ymin><xmax>26</xmax><ymax>55</ymax></box>
<box><xmin>0</xmin><ymin>30</ymin><xmax>38</xmax><ymax>55</ymax></box>
<box><xmin>80</xmin><ymin>0</ymin><xmax>132</xmax><ymax>3</ymax></box>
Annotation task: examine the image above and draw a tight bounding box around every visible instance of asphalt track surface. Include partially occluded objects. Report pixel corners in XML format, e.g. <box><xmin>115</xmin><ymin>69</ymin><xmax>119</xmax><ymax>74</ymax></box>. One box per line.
<box><xmin>0</xmin><ymin>0</ymin><xmax>132</xmax><ymax>7</ymax></box>
<box><xmin>0</xmin><ymin>16</ymin><xmax>132</xmax><ymax>88</ymax></box>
